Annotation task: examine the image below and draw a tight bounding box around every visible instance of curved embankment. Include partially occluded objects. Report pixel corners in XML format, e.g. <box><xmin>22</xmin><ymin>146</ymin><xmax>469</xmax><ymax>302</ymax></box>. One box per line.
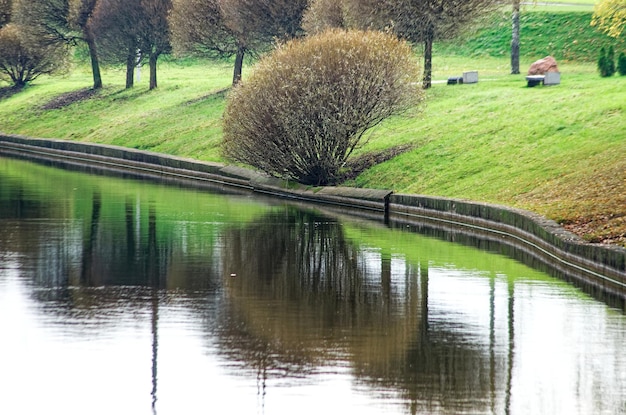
<box><xmin>1</xmin><ymin>133</ymin><xmax>624</xmax><ymax>303</ymax></box>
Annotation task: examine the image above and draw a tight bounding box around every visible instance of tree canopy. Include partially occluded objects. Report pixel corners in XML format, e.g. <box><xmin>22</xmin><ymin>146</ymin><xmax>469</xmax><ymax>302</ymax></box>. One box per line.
<box><xmin>170</xmin><ymin>0</ymin><xmax>307</xmax><ymax>85</ymax></box>
<box><xmin>592</xmin><ymin>0</ymin><xmax>626</xmax><ymax>38</ymax></box>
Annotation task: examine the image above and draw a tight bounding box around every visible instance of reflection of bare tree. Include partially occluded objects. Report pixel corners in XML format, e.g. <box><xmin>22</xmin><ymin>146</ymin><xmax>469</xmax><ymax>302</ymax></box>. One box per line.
<box><xmin>151</xmin><ymin>279</ymin><xmax>159</xmax><ymax>415</ymax></box>
<box><xmin>80</xmin><ymin>190</ymin><xmax>101</xmax><ymax>284</ymax></box>
<box><xmin>351</xmin><ymin>263</ymin><xmax>506</xmax><ymax>415</ymax></box>
<box><xmin>222</xmin><ymin>208</ymin><xmax>407</xmax><ymax>344</ymax></box>
<box><xmin>220</xmin><ymin>207</ymin><xmax>494</xmax><ymax>414</ymax></box>
<box><xmin>1</xmin><ymin>165</ymin><xmax>224</xmax><ymax>296</ymax></box>
<box><xmin>0</xmin><ymin>178</ymin><xmax>213</xmax><ymax>414</ymax></box>
<box><xmin>505</xmin><ymin>277</ymin><xmax>515</xmax><ymax>415</ymax></box>
<box><xmin>125</xmin><ymin>196</ymin><xmax>136</xmax><ymax>263</ymax></box>
<box><xmin>0</xmin><ymin>179</ymin><xmax>75</xmax><ymax>295</ymax></box>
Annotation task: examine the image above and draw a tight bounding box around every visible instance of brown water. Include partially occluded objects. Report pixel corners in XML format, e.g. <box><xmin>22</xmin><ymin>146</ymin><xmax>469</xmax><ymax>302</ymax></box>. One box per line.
<box><xmin>0</xmin><ymin>156</ymin><xmax>625</xmax><ymax>415</ymax></box>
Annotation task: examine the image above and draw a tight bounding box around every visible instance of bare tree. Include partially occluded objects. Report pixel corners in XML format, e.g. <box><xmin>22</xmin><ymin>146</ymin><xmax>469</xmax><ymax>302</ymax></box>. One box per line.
<box><xmin>13</xmin><ymin>0</ymin><xmax>103</xmax><ymax>89</ymax></box>
<box><xmin>92</xmin><ymin>0</ymin><xmax>171</xmax><ymax>90</ymax></box>
<box><xmin>0</xmin><ymin>23</ymin><xmax>68</xmax><ymax>87</ymax></box>
<box><xmin>170</xmin><ymin>0</ymin><xmax>247</xmax><ymax>85</ymax></box>
<box><xmin>91</xmin><ymin>0</ymin><xmax>144</xmax><ymax>88</ymax></box>
<box><xmin>69</xmin><ymin>0</ymin><xmax>102</xmax><ymax>88</ymax></box>
<box><xmin>170</xmin><ymin>0</ymin><xmax>307</xmax><ymax>86</ymax></box>
<box><xmin>140</xmin><ymin>0</ymin><xmax>172</xmax><ymax>90</ymax></box>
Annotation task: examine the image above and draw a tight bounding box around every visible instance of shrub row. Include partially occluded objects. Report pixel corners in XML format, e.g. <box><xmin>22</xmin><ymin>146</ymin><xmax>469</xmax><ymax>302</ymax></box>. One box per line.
<box><xmin>598</xmin><ymin>46</ymin><xmax>626</xmax><ymax>77</ymax></box>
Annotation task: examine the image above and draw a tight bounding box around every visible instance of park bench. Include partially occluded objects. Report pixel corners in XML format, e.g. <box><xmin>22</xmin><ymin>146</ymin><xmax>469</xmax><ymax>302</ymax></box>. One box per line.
<box><xmin>526</xmin><ymin>72</ymin><xmax>560</xmax><ymax>87</ymax></box>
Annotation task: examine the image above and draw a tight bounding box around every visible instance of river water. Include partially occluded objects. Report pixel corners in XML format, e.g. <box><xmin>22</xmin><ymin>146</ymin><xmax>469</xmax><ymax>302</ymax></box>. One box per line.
<box><xmin>0</xmin><ymin>156</ymin><xmax>625</xmax><ymax>415</ymax></box>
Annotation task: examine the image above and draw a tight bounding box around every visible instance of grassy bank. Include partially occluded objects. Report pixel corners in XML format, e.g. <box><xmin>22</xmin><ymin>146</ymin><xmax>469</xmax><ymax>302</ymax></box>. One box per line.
<box><xmin>0</xmin><ymin>12</ymin><xmax>625</xmax><ymax>246</ymax></box>
<box><xmin>437</xmin><ymin>11</ymin><xmax>625</xmax><ymax>62</ymax></box>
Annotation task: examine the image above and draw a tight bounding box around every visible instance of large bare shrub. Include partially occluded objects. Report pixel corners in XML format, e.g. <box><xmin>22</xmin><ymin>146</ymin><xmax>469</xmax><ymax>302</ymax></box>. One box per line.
<box><xmin>0</xmin><ymin>0</ymin><xmax>12</xmax><ymax>28</ymax></box>
<box><xmin>222</xmin><ymin>29</ymin><xmax>423</xmax><ymax>186</ymax></box>
<box><xmin>301</xmin><ymin>0</ymin><xmax>344</xmax><ymax>34</ymax></box>
<box><xmin>13</xmin><ymin>0</ymin><xmax>103</xmax><ymax>89</ymax></box>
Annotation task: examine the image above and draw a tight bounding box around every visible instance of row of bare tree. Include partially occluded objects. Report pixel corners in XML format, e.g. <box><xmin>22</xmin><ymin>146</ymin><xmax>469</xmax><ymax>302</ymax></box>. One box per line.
<box><xmin>174</xmin><ymin>0</ymin><xmax>502</xmax><ymax>89</ymax></box>
<box><xmin>1</xmin><ymin>0</ymin><xmax>503</xmax><ymax>90</ymax></box>
<box><xmin>0</xmin><ymin>0</ymin><xmax>309</xmax><ymax>89</ymax></box>
<box><xmin>304</xmin><ymin>0</ymin><xmax>501</xmax><ymax>88</ymax></box>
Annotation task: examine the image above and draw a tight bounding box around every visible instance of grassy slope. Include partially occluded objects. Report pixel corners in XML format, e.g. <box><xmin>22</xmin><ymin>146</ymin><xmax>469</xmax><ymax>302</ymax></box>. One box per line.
<box><xmin>0</xmin><ymin>12</ymin><xmax>625</xmax><ymax>245</ymax></box>
<box><xmin>360</xmin><ymin>11</ymin><xmax>626</xmax><ymax>244</ymax></box>
<box><xmin>0</xmin><ymin>61</ymin><xmax>234</xmax><ymax>160</ymax></box>
<box><xmin>352</xmin><ymin>64</ymin><xmax>625</xmax><ymax>245</ymax></box>
<box><xmin>438</xmin><ymin>11</ymin><xmax>625</xmax><ymax>62</ymax></box>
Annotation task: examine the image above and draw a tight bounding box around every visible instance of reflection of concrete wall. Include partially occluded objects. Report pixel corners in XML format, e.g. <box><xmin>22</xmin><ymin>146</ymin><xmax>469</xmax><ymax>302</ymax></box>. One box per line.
<box><xmin>1</xmin><ymin>134</ymin><xmax>624</xmax><ymax>302</ymax></box>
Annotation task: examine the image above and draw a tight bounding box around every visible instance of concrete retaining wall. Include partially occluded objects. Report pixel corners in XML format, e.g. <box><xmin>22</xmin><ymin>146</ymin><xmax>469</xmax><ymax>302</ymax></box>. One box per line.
<box><xmin>1</xmin><ymin>134</ymin><xmax>624</xmax><ymax>300</ymax></box>
<box><xmin>389</xmin><ymin>194</ymin><xmax>626</xmax><ymax>299</ymax></box>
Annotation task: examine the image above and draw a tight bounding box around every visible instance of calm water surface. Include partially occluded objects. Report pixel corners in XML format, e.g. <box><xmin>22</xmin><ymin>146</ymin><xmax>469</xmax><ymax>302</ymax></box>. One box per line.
<box><xmin>0</xmin><ymin>156</ymin><xmax>625</xmax><ymax>415</ymax></box>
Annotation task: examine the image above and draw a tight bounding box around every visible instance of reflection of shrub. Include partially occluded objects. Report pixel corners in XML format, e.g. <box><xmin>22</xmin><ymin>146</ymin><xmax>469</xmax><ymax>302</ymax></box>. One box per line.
<box><xmin>0</xmin><ymin>24</ymin><xmax>67</xmax><ymax>87</ymax></box>
<box><xmin>598</xmin><ymin>46</ymin><xmax>616</xmax><ymax>77</ymax></box>
<box><xmin>618</xmin><ymin>52</ymin><xmax>626</xmax><ymax>76</ymax></box>
<box><xmin>222</xmin><ymin>29</ymin><xmax>423</xmax><ymax>186</ymax></box>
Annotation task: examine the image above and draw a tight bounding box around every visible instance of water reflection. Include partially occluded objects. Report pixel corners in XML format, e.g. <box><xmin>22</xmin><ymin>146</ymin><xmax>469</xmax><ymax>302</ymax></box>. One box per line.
<box><xmin>1</xmin><ymin>156</ymin><xmax>625</xmax><ymax>415</ymax></box>
<box><xmin>220</xmin><ymin>208</ymin><xmax>513</xmax><ymax>414</ymax></box>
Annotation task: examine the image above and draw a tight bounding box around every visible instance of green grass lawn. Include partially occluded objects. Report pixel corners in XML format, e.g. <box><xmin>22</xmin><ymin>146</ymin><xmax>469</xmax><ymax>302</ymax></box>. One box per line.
<box><xmin>1</xmin><ymin>11</ymin><xmax>625</xmax><ymax>246</ymax></box>
<box><xmin>352</xmin><ymin>62</ymin><xmax>625</xmax><ymax>218</ymax></box>
<box><xmin>0</xmin><ymin>60</ymin><xmax>234</xmax><ymax>160</ymax></box>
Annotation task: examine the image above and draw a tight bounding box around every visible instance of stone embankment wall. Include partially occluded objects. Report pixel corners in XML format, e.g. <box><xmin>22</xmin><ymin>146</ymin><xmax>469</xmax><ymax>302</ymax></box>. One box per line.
<box><xmin>1</xmin><ymin>134</ymin><xmax>624</xmax><ymax>300</ymax></box>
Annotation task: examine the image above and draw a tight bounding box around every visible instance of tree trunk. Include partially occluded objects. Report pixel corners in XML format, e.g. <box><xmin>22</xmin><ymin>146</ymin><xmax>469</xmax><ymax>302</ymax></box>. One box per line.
<box><xmin>233</xmin><ymin>45</ymin><xmax>245</xmax><ymax>86</ymax></box>
<box><xmin>422</xmin><ymin>30</ymin><xmax>434</xmax><ymax>89</ymax></box>
<box><xmin>85</xmin><ymin>28</ymin><xmax>102</xmax><ymax>89</ymax></box>
<box><xmin>125</xmin><ymin>47</ymin><xmax>135</xmax><ymax>89</ymax></box>
<box><xmin>511</xmin><ymin>0</ymin><xmax>521</xmax><ymax>75</ymax></box>
<box><xmin>149</xmin><ymin>52</ymin><xmax>158</xmax><ymax>90</ymax></box>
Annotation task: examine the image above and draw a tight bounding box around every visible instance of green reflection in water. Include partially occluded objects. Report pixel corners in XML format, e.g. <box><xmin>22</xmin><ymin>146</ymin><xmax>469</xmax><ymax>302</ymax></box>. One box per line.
<box><xmin>0</xmin><ymin>156</ymin><xmax>273</xmax><ymax>290</ymax></box>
